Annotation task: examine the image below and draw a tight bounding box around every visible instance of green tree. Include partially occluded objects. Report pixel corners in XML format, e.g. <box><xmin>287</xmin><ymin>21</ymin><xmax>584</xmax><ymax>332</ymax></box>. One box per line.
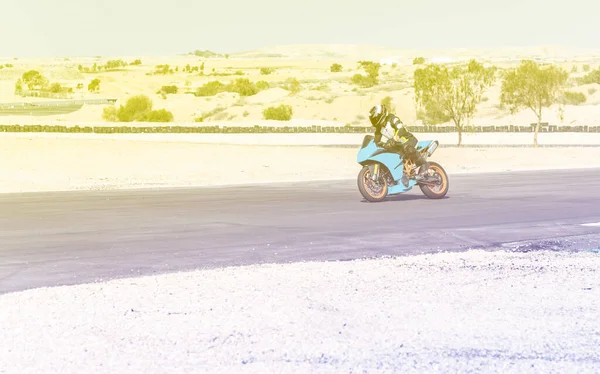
<box><xmin>88</xmin><ymin>78</ymin><xmax>101</xmax><ymax>93</ymax></box>
<box><xmin>21</xmin><ymin>70</ymin><xmax>48</xmax><ymax>90</ymax></box>
<box><xmin>414</xmin><ymin>59</ymin><xmax>495</xmax><ymax>146</ymax></box>
<box><xmin>330</xmin><ymin>63</ymin><xmax>343</xmax><ymax>73</ymax></box>
<box><xmin>413</xmin><ymin>57</ymin><xmax>426</xmax><ymax>65</ymax></box>
<box><xmin>351</xmin><ymin>61</ymin><xmax>381</xmax><ymax>88</ymax></box>
<box><xmin>500</xmin><ymin>60</ymin><xmax>568</xmax><ymax>147</ymax></box>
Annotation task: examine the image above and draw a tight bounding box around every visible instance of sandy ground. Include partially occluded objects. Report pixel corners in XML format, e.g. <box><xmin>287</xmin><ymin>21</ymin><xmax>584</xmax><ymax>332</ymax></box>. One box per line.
<box><xmin>1</xmin><ymin>47</ymin><xmax>599</xmax><ymax>125</ymax></box>
<box><xmin>1</xmin><ymin>134</ymin><xmax>600</xmax><ymax>194</ymax></box>
<box><xmin>1</xmin><ymin>249</ymin><xmax>600</xmax><ymax>372</ymax></box>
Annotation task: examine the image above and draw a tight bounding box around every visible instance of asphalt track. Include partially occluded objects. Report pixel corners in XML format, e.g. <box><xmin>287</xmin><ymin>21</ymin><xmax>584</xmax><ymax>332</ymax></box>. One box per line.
<box><xmin>2</xmin><ymin>168</ymin><xmax>600</xmax><ymax>295</ymax></box>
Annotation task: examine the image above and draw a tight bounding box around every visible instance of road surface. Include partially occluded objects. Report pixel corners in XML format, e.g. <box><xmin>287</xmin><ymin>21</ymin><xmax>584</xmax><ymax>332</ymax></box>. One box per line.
<box><xmin>2</xmin><ymin>168</ymin><xmax>600</xmax><ymax>294</ymax></box>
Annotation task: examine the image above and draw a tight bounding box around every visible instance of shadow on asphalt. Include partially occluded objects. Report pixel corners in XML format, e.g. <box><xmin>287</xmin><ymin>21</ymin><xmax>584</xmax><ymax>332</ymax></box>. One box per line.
<box><xmin>359</xmin><ymin>193</ymin><xmax>451</xmax><ymax>203</ymax></box>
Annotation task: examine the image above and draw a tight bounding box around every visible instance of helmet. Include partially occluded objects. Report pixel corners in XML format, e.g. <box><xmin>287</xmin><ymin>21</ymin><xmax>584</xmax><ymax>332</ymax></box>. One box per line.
<box><xmin>369</xmin><ymin>104</ymin><xmax>388</xmax><ymax>127</ymax></box>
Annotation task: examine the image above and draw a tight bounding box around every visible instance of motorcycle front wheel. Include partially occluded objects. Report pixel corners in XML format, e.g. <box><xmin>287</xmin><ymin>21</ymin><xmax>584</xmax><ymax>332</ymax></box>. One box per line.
<box><xmin>357</xmin><ymin>165</ymin><xmax>388</xmax><ymax>202</ymax></box>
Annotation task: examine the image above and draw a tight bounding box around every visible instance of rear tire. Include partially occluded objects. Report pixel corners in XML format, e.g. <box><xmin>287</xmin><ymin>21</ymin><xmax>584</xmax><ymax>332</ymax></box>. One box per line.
<box><xmin>418</xmin><ymin>161</ymin><xmax>449</xmax><ymax>199</ymax></box>
<box><xmin>357</xmin><ymin>165</ymin><xmax>388</xmax><ymax>202</ymax></box>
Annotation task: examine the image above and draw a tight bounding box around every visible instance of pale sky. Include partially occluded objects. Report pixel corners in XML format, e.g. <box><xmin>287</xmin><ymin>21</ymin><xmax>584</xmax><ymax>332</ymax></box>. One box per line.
<box><xmin>2</xmin><ymin>0</ymin><xmax>598</xmax><ymax>57</ymax></box>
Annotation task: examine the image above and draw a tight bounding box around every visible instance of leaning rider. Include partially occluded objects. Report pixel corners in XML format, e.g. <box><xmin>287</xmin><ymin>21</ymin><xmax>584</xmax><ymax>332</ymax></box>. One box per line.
<box><xmin>368</xmin><ymin>104</ymin><xmax>427</xmax><ymax>186</ymax></box>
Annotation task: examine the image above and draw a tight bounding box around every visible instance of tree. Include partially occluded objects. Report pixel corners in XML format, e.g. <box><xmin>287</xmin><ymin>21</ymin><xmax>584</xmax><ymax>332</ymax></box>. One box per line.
<box><xmin>88</xmin><ymin>78</ymin><xmax>101</xmax><ymax>93</ymax></box>
<box><xmin>352</xmin><ymin>61</ymin><xmax>381</xmax><ymax>88</ymax></box>
<box><xmin>500</xmin><ymin>60</ymin><xmax>568</xmax><ymax>147</ymax></box>
<box><xmin>414</xmin><ymin>59</ymin><xmax>495</xmax><ymax>146</ymax></box>
<box><xmin>330</xmin><ymin>63</ymin><xmax>343</xmax><ymax>73</ymax></box>
<box><xmin>21</xmin><ymin>70</ymin><xmax>48</xmax><ymax>90</ymax></box>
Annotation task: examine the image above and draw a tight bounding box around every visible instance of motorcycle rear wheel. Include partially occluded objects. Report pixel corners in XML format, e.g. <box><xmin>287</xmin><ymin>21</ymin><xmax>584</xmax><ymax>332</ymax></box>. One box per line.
<box><xmin>418</xmin><ymin>161</ymin><xmax>449</xmax><ymax>199</ymax></box>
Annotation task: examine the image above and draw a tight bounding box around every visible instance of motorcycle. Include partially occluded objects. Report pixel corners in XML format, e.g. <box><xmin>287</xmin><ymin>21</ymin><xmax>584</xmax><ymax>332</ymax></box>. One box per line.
<box><xmin>356</xmin><ymin>132</ymin><xmax>449</xmax><ymax>202</ymax></box>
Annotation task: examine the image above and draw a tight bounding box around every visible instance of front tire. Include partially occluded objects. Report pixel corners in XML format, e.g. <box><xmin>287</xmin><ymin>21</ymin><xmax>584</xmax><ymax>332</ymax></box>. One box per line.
<box><xmin>357</xmin><ymin>165</ymin><xmax>388</xmax><ymax>202</ymax></box>
<box><xmin>418</xmin><ymin>161</ymin><xmax>449</xmax><ymax>199</ymax></box>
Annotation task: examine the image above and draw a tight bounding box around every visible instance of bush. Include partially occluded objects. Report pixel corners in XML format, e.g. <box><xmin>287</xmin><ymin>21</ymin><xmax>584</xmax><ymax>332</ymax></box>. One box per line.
<box><xmin>154</xmin><ymin>64</ymin><xmax>173</xmax><ymax>75</ymax></box>
<box><xmin>263</xmin><ymin>104</ymin><xmax>293</xmax><ymax>121</ymax></box>
<box><xmin>196</xmin><ymin>81</ymin><xmax>226</xmax><ymax>96</ymax></box>
<box><xmin>102</xmin><ymin>94</ymin><xmax>174</xmax><ymax>122</ymax></box>
<box><xmin>158</xmin><ymin>85</ymin><xmax>178</xmax><ymax>94</ymax></box>
<box><xmin>579</xmin><ymin>68</ymin><xmax>600</xmax><ymax>85</ymax></box>
<box><xmin>195</xmin><ymin>79</ymin><xmax>263</xmax><ymax>97</ymax></box>
<box><xmin>562</xmin><ymin>91</ymin><xmax>586</xmax><ymax>105</ymax></box>
<box><xmin>260</xmin><ymin>67</ymin><xmax>275</xmax><ymax>75</ymax></box>
<box><xmin>283</xmin><ymin>78</ymin><xmax>300</xmax><ymax>93</ymax></box>
<box><xmin>256</xmin><ymin>80</ymin><xmax>270</xmax><ymax>90</ymax></box>
<box><xmin>143</xmin><ymin>108</ymin><xmax>174</xmax><ymax>122</ymax></box>
<box><xmin>227</xmin><ymin>78</ymin><xmax>259</xmax><ymax>96</ymax></box>
<box><xmin>351</xmin><ymin>74</ymin><xmax>375</xmax><ymax>88</ymax></box>
<box><xmin>330</xmin><ymin>63</ymin><xmax>343</xmax><ymax>73</ymax></box>
<box><xmin>102</xmin><ymin>106</ymin><xmax>118</xmax><ymax>121</ymax></box>
<box><xmin>413</xmin><ymin>57</ymin><xmax>426</xmax><ymax>65</ymax></box>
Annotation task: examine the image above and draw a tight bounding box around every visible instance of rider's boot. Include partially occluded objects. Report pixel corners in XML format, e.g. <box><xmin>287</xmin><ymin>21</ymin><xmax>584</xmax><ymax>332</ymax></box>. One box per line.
<box><xmin>401</xmin><ymin>173</ymin><xmax>409</xmax><ymax>187</ymax></box>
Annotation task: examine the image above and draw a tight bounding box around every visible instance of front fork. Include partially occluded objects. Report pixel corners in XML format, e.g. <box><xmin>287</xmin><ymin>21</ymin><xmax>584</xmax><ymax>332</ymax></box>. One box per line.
<box><xmin>368</xmin><ymin>163</ymin><xmax>380</xmax><ymax>181</ymax></box>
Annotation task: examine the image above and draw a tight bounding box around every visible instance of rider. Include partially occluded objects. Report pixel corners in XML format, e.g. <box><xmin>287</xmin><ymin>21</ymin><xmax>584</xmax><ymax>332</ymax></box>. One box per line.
<box><xmin>368</xmin><ymin>104</ymin><xmax>427</xmax><ymax>186</ymax></box>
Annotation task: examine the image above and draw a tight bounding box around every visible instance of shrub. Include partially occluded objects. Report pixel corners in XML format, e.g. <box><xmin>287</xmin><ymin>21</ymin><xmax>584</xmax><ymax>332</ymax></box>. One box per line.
<box><xmin>102</xmin><ymin>106</ymin><xmax>118</xmax><ymax>121</ymax></box>
<box><xmin>330</xmin><ymin>63</ymin><xmax>343</xmax><ymax>72</ymax></box>
<box><xmin>579</xmin><ymin>68</ymin><xmax>600</xmax><ymax>85</ymax></box>
<box><xmin>260</xmin><ymin>67</ymin><xmax>275</xmax><ymax>75</ymax></box>
<box><xmin>256</xmin><ymin>80</ymin><xmax>270</xmax><ymax>90</ymax></box>
<box><xmin>263</xmin><ymin>104</ymin><xmax>293</xmax><ymax>121</ymax></box>
<box><xmin>226</xmin><ymin>78</ymin><xmax>259</xmax><ymax>96</ymax></box>
<box><xmin>283</xmin><ymin>77</ymin><xmax>300</xmax><ymax>93</ymax></box>
<box><xmin>413</xmin><ymin>57</ymin><xmax>426</xmax><ymax>65</ymax></box>
<box><xmin>102</xmin><ymin>94</ymin><xmax>173</xmax><ymax>122</ymax></box>
<box><xmin>562</xmin><ymin>91</ymin><xmax>586</xmax><ymax>105</ymax></box>
<box><xmin>143</xmin><ymin>108</ymin><xmax>174</xmax><ymax>122</ymax></box>
<box><xmin>158</xmin><ymin>85</ymin><xmax>178</xmax><ymax>94</ymax></box>
<box><xmin>154</xmin><ymin>64</ymin><xmax>173</xmax><ymax>75</ymax></box>
<box><xmin>196</xmin><ymin>81</ymin><xmax>226</xmax><ymax>96</ymax></box>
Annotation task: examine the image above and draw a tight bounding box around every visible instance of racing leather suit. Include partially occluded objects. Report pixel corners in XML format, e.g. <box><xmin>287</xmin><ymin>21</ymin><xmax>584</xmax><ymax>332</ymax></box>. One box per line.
<box><xmin>374</xmin><ymin>114</ymin><xmax>422</xmax><ymax>165</ymax></box>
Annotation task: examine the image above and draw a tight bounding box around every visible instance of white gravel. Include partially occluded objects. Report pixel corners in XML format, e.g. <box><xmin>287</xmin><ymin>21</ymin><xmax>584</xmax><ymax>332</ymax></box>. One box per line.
<box><xmin>2</xmin><ymin>249</ymin><xmax>600</xmax><ymax>373</ymax></box>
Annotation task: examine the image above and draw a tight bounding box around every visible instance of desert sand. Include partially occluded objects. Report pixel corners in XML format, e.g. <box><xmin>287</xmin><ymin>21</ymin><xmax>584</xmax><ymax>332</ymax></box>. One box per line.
<box><xmin>2</xmin><ymin>248</ymin><xmax>600</xmax><ymax>372</ymax></box>
<box><xmin>1</xmin><ymin>44</ymin><xmax>600</xmax><ymax>127</ymax></box>
<box><xmin>1</xmin><ymin>134</ymin><xmax>600</xmax><ymax>194</ymax></box>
